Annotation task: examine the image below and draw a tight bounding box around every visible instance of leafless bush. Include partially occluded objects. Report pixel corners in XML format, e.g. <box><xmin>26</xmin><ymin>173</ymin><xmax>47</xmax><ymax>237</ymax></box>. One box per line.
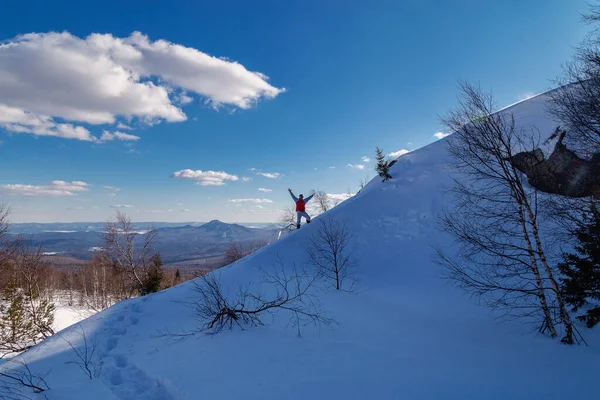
<box><xmin>0</xmin><ymin>359</ymin><xmax>50</xmax><ymax>399</ymax></box>
<box><xmin>191</xmin><ymin>257</ymin><xmax>334</xmax><ymax>335</ymax></box>
<box><xmin>276</xmin><ymin>207</ymin><xmax>297</xmax><ymax>239</ymax></box>
<box><xmin>223</xmin><ymin>240</ymin><xmax>267</xmax><ymax>265</ymax></box>
<box><xmin>60</xmin><ymin>324</ymin><xmax>102</xmax><ymax>380</ymax></box>
<box><xmin>358</xmin><ymin>174</ymin><xmax>370</xmax><ymax>192</ymax></box>
<box><xmin>102</xmin><ymin>210</ymin><xmax>161</xmax><ymax>296</ymax></box>
<box><xmin>312</xmin><ymin>190</ymin><xmax>330</xmax><ymax>213</ymax></box>
<box><xmin>306</xmin><ymin>218</ymin><xmax>357</xmax><ymax>291</ymax></box>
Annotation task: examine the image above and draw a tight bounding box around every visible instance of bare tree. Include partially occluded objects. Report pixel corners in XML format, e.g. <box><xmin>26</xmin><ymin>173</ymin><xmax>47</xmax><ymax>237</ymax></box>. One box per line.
<box><xmin>438</xmin><ymin>82</ymin><xmax>576</xmax><ymax>343</ymax></box>
<box><xmin>102</xmin><ymin>211</ymin><xmax>160</xmax><ymax>296</ymax></box>
<box><xmin>358</xmin><ymin>174</ymin><xmax>370</xmax><ymax>192</ymax></box>
<box><xmin>223</xmin><ymin>240</ymin><xmax>267</xmax><ymax>265</ymax></box>
<box><xmin>0</xmin><ymin>359</ymin><xmax>50</xmax><ymax>399</ymax></box>
<box><xmin>191</xmin><ymin>257</ymin><xmax>334</xmax><ymax>335</ymax></box>
<box><xmin>306</xmin><ymin>218</ymin><xmax>357</xmax><ymax>291</ymax></box>
<box><xmin>223</xmin><ymin>242</ymin><xmax>246</xmax><ymax>265</ymax></box>
<box><xmin>60</xmin><ymin>324</ymin><xmax>103</xmax><ymax>380</ymax></box>
<box><xmin>312</xmin><ymin>190</ymin><xmax>330</xmax><ymax>213</ymax></box>
<box><xmin>276</xmin><ymin>207</ymin><xmax>297</xmax><ymax>239</ymax></box>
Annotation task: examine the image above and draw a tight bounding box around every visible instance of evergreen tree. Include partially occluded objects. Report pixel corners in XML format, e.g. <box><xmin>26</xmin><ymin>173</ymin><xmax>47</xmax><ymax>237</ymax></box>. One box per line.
<box><xmin>375</xmin><ymin>147</ymin><xmax>392</xmax><ymax>181</ymax></box>
<box><xmin>0</xmin><ymin>281</ymin><xmax>54</xmax><ymax>354</ymax></box>
<box><xmin>558</xmin><ymin>202</ymin><xmax>600</xmax><ymax>313</ymax></box>
<box><xmin>141</xmin><ymin>253</ymin><xmax>164</xmax><ymax>295</ymax></box>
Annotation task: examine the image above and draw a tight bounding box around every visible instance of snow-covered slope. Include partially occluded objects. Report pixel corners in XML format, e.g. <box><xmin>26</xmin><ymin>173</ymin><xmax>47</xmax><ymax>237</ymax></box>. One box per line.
<box><xmin>5</xmin><ymin>94</ymin><xmax>599</xmax><ymax>400</ymax></box>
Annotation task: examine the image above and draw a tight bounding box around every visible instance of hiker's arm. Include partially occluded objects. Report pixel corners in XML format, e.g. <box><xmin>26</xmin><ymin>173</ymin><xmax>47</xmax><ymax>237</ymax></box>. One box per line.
<box><xmin>288</xmin><ymin>189</ymin><xmax>298</xmax><ymax>202</ymax></box>
<box><xmin>304</xmin><ymin>193</ymin><xmax>314</xmax><ymax>203</ymax></box>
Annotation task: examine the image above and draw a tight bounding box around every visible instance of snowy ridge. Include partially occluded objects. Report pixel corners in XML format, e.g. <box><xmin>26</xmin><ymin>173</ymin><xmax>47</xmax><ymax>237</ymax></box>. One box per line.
<box><xmin>4</xmin><ymin>94</ymin><xmax>599</xmax><ymax>399</ymax></box>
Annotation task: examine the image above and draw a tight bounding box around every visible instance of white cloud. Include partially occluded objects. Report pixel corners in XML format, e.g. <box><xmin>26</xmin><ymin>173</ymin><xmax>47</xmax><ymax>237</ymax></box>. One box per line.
<box><xmin>67</xmin><ymin>206</ymin><xmax>85</xmax><ymax>210</ymax></box>
<box><xmin>98</xmin><ymin>130</ymin><xmax>141</xmax><ymax>143</ymax></box>
<box><xmin>229</xmin><ymin>198</ymin><xmax>273</xmax><ymax>204</ymax></box>
<box><xmin>149</xmin><ymin>209</ymin><xmax>173</xmax><ymax>213</ymax></box>
<box><xmin>174</xmin><ymin>92</ymin><xmax>193</xmax><ymax>105</ymax></box>
<box><xmin>347</xmin><ymin>164</ymin><xmax>365</xmax><ymax>170</ymax></box>
<box><xmin>172</xmin><ymin>169</ymin><xmax>239</xmax><ymax>186</ymax></box>
<box><xmin>241</xmin><ymin>177</ymin><xmax>252</xmax><ymax>182</ymax></box>
<box><xmin>328</xmin><ymin>166</ymin><xmax>336</xmax><ymax>169</ymax></box>
<box><xmin>327</xmin><ymin>193</ymin><xmax>353</xmax><ymax>201</ymax></box>
<box><xmin>433</xmin><ymin>132</ymin><xmax>451</xmax><ymax>140</ymax></box>
<box><xmin>110</xmin><ymin>204</ymin><xmax>134</xmax><ymax>208</ymax></box>
<box><xmin>259</xmin><ymin>172</ymin><xmax>280</xmax><ymax>179</ymax></box>
<box><xmin>181</xmin><ymin>208</ymin><xmax>191</xmax><ymax>212</ymax></box>
<box><xmin>250</xmin><ymin>168</ymin><xmax>281</xmax><ymax>179</ymax></box>
<box><xmin>361</xmin><ymin>156</ymin><xmax>371</xmax><ymax>163</ymax></box>
<box><xmin>107</xmin><ymin>193</ymin><xmax>117</xmax><ymax>198</ymax></box>
<box><xmin>0</xmin><ymin>31</ymin><xmax>284</xmax><ymax>141</ymax></box>
<box><xmin>116</xmin><ymin>122</ymin><xmax>133</xmax><ymax>130</ymax></box>
<box><xmin>258</xmin><ymin>188</ymin><xmax>272</xmax><ymax>192</ymax></box>
<box><xmin>103</xmin><ymin>186</ymin><xmax>121</xmax><ymax>191</ymax></box>
<box><xmin>389</xmin><ymin>149</ymin><xmax>411</xmax><ymax>159</ymax></box>
<box><xmin>0</xmin><ymin>105</ymin><xmax>96</xmax><ymax>141</ymax></box>
<box><xmin>0</xmin><ymin>180</ymin><xmax>89</xmax><ymax>197</ymax></box>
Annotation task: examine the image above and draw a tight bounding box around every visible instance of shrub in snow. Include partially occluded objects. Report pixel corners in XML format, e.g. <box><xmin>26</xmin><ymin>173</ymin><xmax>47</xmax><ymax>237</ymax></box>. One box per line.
<box><xmin>306</xmin><ymin>218</ymin><xmax>357</xmax><ymax>291</ymax></box>
<box><xmin>191</xmin><ymin>257</ymin><xmax>334</xmax><ymax>335</ymax></box>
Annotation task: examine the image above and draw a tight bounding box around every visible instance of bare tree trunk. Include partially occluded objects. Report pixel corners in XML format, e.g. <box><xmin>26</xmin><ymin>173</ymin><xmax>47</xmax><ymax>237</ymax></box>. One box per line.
<box><xmin>521</xmin><ymin>194</ymin><xmax>574</xmax><ymax>342</ymax></box>
<box><xmin>515</xmin><ymin>198</ymin><xmax>557</xmax><ymax>337</ymax></box>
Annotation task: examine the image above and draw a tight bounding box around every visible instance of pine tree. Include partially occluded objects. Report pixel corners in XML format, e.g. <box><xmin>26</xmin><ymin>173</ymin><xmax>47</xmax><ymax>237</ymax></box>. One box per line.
<box><xmin>141</xmin><ymin>253</ymin><xmax>164</xmax><ymax>295</ymax></box>
<box><xmin>558</xmin><ymin>202</ymin><xmax>600</xmax><ymax>314</ymax></box>
<box><xmin>0</xmin><ymin>282</ymin><xmax>53</xmax><ymax>354</ymax></box>
<box><xmin>375</xmin><ymin>147</ymin><xmax>392</xmax><ymax>181</ymax></box>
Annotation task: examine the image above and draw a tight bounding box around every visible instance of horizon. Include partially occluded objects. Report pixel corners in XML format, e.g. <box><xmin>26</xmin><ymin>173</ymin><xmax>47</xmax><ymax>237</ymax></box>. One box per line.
<box><xmin>0</xmin><ymin>0</ymin><xmax>590</xmax><ymax>223</ymax></box>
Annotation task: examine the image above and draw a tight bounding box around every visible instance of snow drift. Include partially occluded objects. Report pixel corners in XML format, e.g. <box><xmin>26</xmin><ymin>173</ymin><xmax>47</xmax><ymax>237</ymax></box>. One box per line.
<box><xmin>3</xmin><ymin>94</ymin><xmax>599</xmax><ymax>400</ymax></box>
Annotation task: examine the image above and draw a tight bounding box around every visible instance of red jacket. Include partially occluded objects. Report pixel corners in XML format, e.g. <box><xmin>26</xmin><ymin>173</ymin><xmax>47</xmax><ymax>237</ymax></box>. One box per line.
<box><xmin>289</xmin><ymin>191</ymin><xmax>313</xmax><ymax>212</ymax></box>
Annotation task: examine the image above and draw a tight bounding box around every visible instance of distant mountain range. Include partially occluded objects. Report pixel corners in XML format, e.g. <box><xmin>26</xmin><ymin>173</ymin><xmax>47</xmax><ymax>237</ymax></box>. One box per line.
<box><xmin>11</xmin><ymin>220</ymin><xmax>277</xmax><ymax>266</ymax></box>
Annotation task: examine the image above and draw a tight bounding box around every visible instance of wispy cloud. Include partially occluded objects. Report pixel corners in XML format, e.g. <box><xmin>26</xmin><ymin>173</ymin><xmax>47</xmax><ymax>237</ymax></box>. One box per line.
<box><xmin>347</xmin><ymin>164</ymin><xmax>365</xmax><ymax>170</ymax></box>
<box><xmin>433</xmin><ymin>132</ymin><xmax>451</xmax><ymax>140</ymax></box>
<box><xmin>172</xmin><ymin>169</ymin><xmax>239</xmax><ymax>186</ymax></box>
<box><xmin>389</xmin><ymin>149</ymin><xmax>411</xmax><ymax>158</ymax></box>
<box><xmin>241</xmin><ymin>177</ymin><xmax>252</xmax><ymax>182</ymax></box>
<box><xmin>0</xmin><ymin>31</ymin><xmax>284</xmax><ymax>141</ymax></box>
<box><xmin>98</xmin><ymin>130</ymin><xmax>141</xmax><ymax>143</ymax></box>
<box><xmin>250</xmin><ymin>168</ymin><xmax>281</xmax><ymax>179</ymax></box>
<box><xmin>361</xmin><ymin>156</ymin><xmax>371</xmax><ymax>163</ymax></box>
<box><xmin>110</xmin><ymin>204</ymin><xmax>134</xmax><ymax>209</ymax></box>
<box><xmin>327</xmin><ymin>193</ymin><xmax>353</xmax><ymax>201</ymax></box>
<box><xmin>116</xmin><ymin>122</ymin><xmax>133</xmax><ymax>130</ymax></box>
<box><xmin>181</xmin><ymin>208</ymin><xmax>191</xmax><ymax>212</ymax></box>
<box><xmin>229</xmin><ymin>198</ymin><xmax>273</xmax><ymax>204</ymax></box>
<box><xmin>0</xmin><ymin>180</ymin><xmax>89</xmax><ymax>197</ymax></box>
<box><xmin>67</xmin><ymin>206</ymin><xmax>85</xmax><ymax>210</ymax></box>
<box><xmin>107</xmin><ymin>193</ymin><xmax>117</xmax><ymax>198</ymax></box>
<box><xmin>103</xmin><ymin>186</ymin><xmax>121</xmax><ymax>191</ymax></box>
<box><xmin>258</xmin><ymin>188</ymin><xmax>272</xmax><ymax>192</ymax></box>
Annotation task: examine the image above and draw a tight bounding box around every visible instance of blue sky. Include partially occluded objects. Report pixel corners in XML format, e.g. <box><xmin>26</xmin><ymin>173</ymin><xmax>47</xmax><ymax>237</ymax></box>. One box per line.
<box><xmin>0</xmin><ymin>0</ymin><xmax>590</xmax><ymax>223</ymax></box>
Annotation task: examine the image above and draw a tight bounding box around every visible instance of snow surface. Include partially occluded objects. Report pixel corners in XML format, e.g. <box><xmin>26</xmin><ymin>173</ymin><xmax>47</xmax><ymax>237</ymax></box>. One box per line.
<box><xmin>53</xmin><ymin>305</ymin><xmax>96</xmax><ymax>332</ymax></box>
<box><xmin>3</xmin><ymin>94</ymin><xmax>599</xmax><ymax>399</ymax></box>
